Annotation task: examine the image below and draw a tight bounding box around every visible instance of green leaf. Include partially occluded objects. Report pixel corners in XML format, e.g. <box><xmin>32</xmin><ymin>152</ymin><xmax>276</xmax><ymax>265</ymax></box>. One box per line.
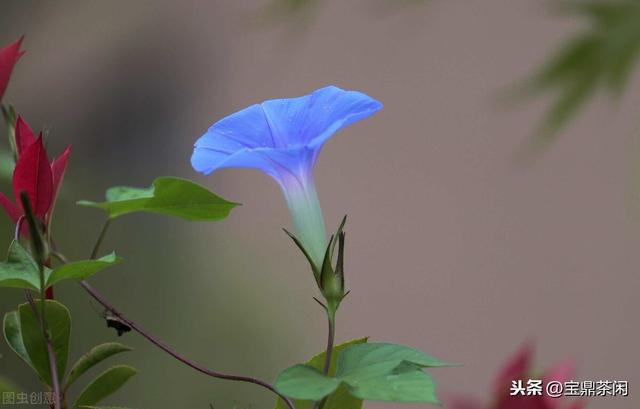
<box><xmin>19</xmin><ymin>301</ymin><xmax>71</xmax><ymax>386</ymax></box>
<box><xmin>47</xmin><ymin>253</ymin><xmax>122</xmax><ymax>287</ymax></box>
<box><xmin>77</xmin><ymin>176</ymin><xmax>239</xmax><ymax>221</ymax></box>
<box><xmin>3</xmin><ymin>311</ymin><xmax>33</xmax><ymax>369</ymax></box>
<box><xmin>275</xmin><ymin>365</ymin><xmax>341</xmax><ymax>400</ymax></box>
<box><xmin>336</xmin><ymin>343</ymin><xmax>451</xmax><ymax>381</ymax></box>
<box><xmin>0</xmin><ymin>241</ymin><xmax>49</xmax><ymax>291</ymax></box>
<box><xmin>65</xmin><ymin>343</ymin><xmax>133</xmax><ymax>391</ymax></box>
<box><xmin>510</xmin><ymin>0</ymin><xmax>640</xmax><ymax>148</ymax></box>
<box><xmin>346</xmin><ymin>362</ymin><xmax>439</xmax><ymax>403</ymax></box>
<box><xmin>73</xmin><ymin>365</ymin><xmax>137</xmax><ymax>409</ymax></box>
<box><xmin>274</xmin><ymin>338</ymin><xmax>367</xmax><ymax>409</ymax></box>
<box><xmin>275</xmin><ymin>341</ymin><xmax>447</xmax><ymax>405</ymax></box>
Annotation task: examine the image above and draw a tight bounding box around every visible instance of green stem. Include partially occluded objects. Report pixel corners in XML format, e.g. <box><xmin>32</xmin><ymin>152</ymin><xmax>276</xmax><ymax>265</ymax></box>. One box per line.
<box><xmin>91</xmin><ymin>219</ymin><xmax>111</xmax><ymax>259</ymax></box>
<box><xmin>321</xmin><ymin>309</ymin><xmax>336</xmax><ymax>376</ymax></box>
<box><xmin>314</xmin><ymin>306</ymin><xmax>336</xmax><ymax>409</ymax></box>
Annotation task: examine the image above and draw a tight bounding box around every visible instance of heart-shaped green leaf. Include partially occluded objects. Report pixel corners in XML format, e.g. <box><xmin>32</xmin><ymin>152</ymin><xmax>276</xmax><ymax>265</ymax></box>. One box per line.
<box><xmin>346</xmin><ymin>362</ymin><xmax>438</xmax><ymax>402</ymax></box>
<box><xmin>275</xmin><ymin>342</ymin><xmax>447</xmax><ymax>405</ymax></box>
<box><xmin>77</xmin><ymin>176</ymin><xmax>238</xmax><ymax>221</ymax></box>
<box><xmin>274</xmin><ymin>338</ymin><xmax>367</xmax><ymax>409</ymax></box>
<box><xmin>336</xmin><ymin>342</ymin><xmax>450</xmax><ymax>381</ymax></box>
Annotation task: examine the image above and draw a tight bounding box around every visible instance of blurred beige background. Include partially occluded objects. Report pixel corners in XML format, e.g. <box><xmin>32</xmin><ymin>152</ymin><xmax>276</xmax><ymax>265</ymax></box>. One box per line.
<box><xmin>0</xmin><ymin>1</ymin><xmax>638</xmax><ymax>408</ymax></box>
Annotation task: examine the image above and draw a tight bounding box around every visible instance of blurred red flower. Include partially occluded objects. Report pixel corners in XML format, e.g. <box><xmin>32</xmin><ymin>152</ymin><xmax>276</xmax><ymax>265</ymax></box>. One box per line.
<box><xmin>446</xmin><ymin>343</ymin><xmax>585</xmax><ymax>409</ymax></box>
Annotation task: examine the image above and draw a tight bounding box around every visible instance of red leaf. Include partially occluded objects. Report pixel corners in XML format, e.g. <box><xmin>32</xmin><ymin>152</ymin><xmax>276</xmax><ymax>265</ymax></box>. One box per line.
<box><xmin>13</xmin><ymin>137</ymin><xmax>53</xmax><ymax>219</ymax></box>
<box><xmin>0</xmin><ymin>192</ymin><xmax>21</xmax><ymax>223</ymax></box>
<box><xmin>51</xmin><ymin>145</ymin><xmax>71</xmax><ymax>196</ymax></box>
<box><xmin>0</xmin><ymin>36</ymin><xmax>25</xmax><ymax>102</ymax></box>
<box><xmin>15</xmin><ymin>116</ymin><xmax>37</xmax><ymax>155</ymax></box>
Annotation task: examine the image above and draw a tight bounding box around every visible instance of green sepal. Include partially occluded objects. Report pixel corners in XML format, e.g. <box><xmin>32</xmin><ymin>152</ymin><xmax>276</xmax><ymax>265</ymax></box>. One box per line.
<box><xmin>283</xmin><ymin>228</ymin><xmax>320</xmax><ymax>279</ymax></box>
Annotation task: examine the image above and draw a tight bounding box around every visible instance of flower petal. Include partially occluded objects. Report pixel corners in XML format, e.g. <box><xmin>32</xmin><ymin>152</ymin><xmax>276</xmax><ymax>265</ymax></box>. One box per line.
<box><xmin>0</xmin><ymin>36</ymin><xmax>24</xmax><ymax>102</ymax></box>
<box><xmin>261</xmin><ymin>85</ymin><xmax>383</xmax><ymax>148</ymax></box>
<box><xmin>542</xmin><ymin>360</ymin><xmax>575</xmax><ymax>407</ymax></box>
<box><xmin>493</xmin><ymin>342</ymin><xmax>533</xmax><ymax>396</ymax></box>
<box><xmin>15</xmin><ymin>115</ymin><xmax>37</xmax><ymax>156</ymax></box>
<box><xmin>12</xmin><ymin>137</ymin><xmax>53</xmax><ymax>218</ymax></box>
<box><xmin>191</xmin><ymin>85</ymin><xmax>382</xmax><ymax>179</ymax></box>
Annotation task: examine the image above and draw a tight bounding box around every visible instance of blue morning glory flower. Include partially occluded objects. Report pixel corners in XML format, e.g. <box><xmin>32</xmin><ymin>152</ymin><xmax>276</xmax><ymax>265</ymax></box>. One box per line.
<box><xmin>191</xmin><ymin>85</ymin><xmax>383</xmax><ymax>266</ymax></box>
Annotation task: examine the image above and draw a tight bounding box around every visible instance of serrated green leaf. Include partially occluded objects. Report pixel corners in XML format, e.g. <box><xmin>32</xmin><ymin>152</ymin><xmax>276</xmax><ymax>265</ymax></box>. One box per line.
<box><xmin>275</xmin><ymin>365</ymin><xmax>340</xmax><ymax>400</ymax></box>
<box><xmin>274</xmin><ymin>338</ymin><xmax>367</xmax><ymax>409</ymax></box>
<box><xmin>47</xmin><ymin>253</ymin><xmax>122</xmax><ymax>287</ymax></box>
<box><xmin>65</xmin><ymin>343</ymin><xmax>133</xmax><ymax>391</ymax></box>
<box><xmin>19</xmin><ymin>301</ymin><xmax>71</xmax><ymax>386</ymax></box>
<box><xmin>73</xmin><ymin>365</ymin><xmax>137</xmax><ymax>409</ymax></box>
<box><xmin>0</xmin><ymin>241</ymin><xmax>51</xmax><ymax>291</ymax></box>
<box><xmin>77</xmin><ymin>176</ymin><xmax>238</xmax><ymax>221</ymax></box>
<box><xmin>3</xmin><ymin>311</ymin><xmax>33</xmax><ymax>369</ymax></box>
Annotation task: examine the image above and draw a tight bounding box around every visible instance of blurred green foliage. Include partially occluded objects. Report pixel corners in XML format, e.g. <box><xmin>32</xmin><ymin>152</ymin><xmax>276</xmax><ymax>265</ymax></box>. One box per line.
<box><xmin>0</xmin><ymin>373</ymin><xmax>19</xmax><ymax>393</ymax></box>
<box><xmin>0</xmin><ymin>147</ymin><xmax>12</xmax><ymax>180</ymax></box>
<box><xmin>516</xmin><ymin>0</ymin><xmax>640</xmax><ymax>149</ymax></box>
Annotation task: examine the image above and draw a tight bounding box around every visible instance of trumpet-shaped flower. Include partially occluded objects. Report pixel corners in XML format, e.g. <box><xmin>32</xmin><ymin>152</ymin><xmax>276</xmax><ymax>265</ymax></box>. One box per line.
<box><xmin>191</xmin><ymin>85</ymin><xmax>382</xmax><ymax>266</ymax></box>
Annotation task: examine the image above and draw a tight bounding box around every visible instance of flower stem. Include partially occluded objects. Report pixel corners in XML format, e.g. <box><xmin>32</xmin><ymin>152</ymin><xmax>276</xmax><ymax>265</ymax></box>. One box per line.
<box><xmin>81</xmin><ymin>218</ymin><xmax>296</xmax><ymax>409</ymax></box>
<box><xmin>313</xmin><ymin>305</ymin><xmax>336</xmax><ymax>409</ymax></box>
<box><xmin>321</xmin><ymin>310</ymin><xmax>336</xmax><ymax>376</ymax></box>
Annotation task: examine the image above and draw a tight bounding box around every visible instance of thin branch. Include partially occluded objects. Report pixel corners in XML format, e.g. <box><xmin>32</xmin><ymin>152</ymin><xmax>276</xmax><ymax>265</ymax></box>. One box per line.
<box><xmin>78</xmin><ymin>280</ymin><xmax>295</xmax><ymax>409</ymax></box>
<box><xmin>81</xmin><ymin>218</ymin><xmax>296</xmax><ymax>409</ymax></box>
